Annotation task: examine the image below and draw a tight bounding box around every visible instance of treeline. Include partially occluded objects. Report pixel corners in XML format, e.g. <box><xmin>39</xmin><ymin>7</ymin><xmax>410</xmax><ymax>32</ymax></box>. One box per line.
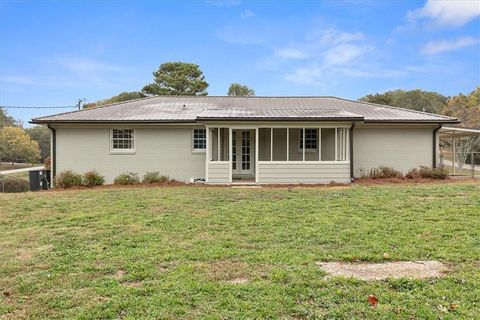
<box><xmin>360</xmin><ymin>87</ymin><xmax>480</xmax><ymax>128</ymax></box>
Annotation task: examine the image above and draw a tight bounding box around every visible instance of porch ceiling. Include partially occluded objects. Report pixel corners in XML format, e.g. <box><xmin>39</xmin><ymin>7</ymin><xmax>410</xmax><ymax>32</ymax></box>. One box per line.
<box><xmin>439</xmin><ymin>126</ymin><xmax>480</xmax><ymax>138</ymax></box>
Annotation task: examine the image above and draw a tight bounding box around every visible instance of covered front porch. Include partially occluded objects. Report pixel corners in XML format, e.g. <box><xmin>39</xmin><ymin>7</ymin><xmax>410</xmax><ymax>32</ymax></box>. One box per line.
<box><xmin>205</xmin><ymin>124</ymin><xmax>352</xmax><ymax>184</ymax></box>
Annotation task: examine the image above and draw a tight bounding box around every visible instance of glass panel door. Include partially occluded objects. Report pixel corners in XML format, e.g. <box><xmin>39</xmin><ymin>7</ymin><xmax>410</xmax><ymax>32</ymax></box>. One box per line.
<box><xmin>232</xmin><ymin>131</ymin><xmax>237</xmax><ymax>171</ymax></box>
<box><xmin>241</xmin><ymin>130</ymin><xmax>252</xmax><ymax>174</ymax></box>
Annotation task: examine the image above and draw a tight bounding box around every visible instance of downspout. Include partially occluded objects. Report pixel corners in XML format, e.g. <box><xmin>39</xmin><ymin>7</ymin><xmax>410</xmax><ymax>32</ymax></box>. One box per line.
<box><xmin>350</xmin><ymin>122</ymin><xmax>355</xmax><ymax>181</ymax></box>
<box><xmin>47</xmin><ymin>125</ymin><xmax>56</xmax><ymax>183</ymax></box>
<box><xmin>433</xmin><ymin>124</ymin><xmax>442</xmax><ymax>168</ymax></box>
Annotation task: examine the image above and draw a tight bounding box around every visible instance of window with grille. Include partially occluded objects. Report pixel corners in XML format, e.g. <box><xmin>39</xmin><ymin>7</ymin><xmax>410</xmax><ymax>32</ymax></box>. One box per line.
<box><xmin>111</xmin><ymin>129</ymin><xmax>135</xmax><ymax>151</ymax></box>
<box><xmin>193</xmin><ymin>129</ymin><xmax>206</xmax><ymax>151</ymax></box>
<box><xmin>300</xmin><ymin>128</ymin><xmax>317</xmax><ymax>150</ymax></box>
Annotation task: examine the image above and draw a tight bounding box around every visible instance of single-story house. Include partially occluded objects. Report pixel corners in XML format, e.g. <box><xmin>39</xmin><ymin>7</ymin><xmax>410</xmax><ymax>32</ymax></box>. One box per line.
<box><xmin>31</xmin><ymin>96</ymin><xmax>459</xmax><ymax>185</ymax></box>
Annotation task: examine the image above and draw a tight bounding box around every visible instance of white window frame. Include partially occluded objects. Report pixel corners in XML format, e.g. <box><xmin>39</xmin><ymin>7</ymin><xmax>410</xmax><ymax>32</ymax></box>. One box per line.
<box><xmin>192</xmin><ymin>128</ymin><xmax>207</xmax><ymax>153</ymax></box>
<box><xmin>299</xmin><ymin>128</ymin><xmax>318</xmax><ymax>152</ymax></box>
<box><xmin>110</xmin><ymin>129</ymin><xmax>135</xmax><ymax>154</ymax></box>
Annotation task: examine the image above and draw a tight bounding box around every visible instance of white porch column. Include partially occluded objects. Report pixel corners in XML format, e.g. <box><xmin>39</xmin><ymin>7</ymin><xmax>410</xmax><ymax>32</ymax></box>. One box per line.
<box><xmin>286</xmin><ymin>128</ymin><xmax>289</xmax><ymax>162</ymax></box>
<box><xmin>205</xmin><ymin>127</ymin><xmax>210</xmax><ymax>182</ymax></box>
<box><xmin>452</xmin><ymin>137</ymin><xmax>456</xmax><ymax>175</ymax></box>
<box><xmin>302</xmin><ymin>128</ymin><xmax>305</xmax><ymax>161</ymax></box>
<box><xmin>318</xmin><ymin>127</ymin><xmax>321</xmax><ymax>161</ymax></box>
<box><xmin>229</xmin><ymin>128</ymin><xmax>232</xmax><ymax>183</ymax></box>
<box><xmin>255</xmin><ymin>128</ymin><xmax>259</xmax><ymax>183</ymax></box>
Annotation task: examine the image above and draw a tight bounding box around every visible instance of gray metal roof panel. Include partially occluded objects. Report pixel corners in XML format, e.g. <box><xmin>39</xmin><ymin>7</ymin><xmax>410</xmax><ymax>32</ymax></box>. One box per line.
<box><xmin>31</xmin><ymin>96</ymin><xmax>458</xmax><ymax>123</ymax></box>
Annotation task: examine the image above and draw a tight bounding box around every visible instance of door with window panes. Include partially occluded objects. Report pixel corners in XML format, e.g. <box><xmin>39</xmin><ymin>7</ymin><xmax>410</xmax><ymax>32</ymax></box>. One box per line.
<box><xmin>232</xmin><ymin>129</ymin><xmax>253</xmax><ymax>175</ymax></box>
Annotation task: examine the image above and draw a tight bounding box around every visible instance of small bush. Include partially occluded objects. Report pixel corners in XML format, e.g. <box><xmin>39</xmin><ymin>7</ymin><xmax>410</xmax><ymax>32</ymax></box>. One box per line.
<box><xmin>405</xmin><ymin>166</ymin><xmax>448</xmax><ymax>180</ymax></box>
<box><xmin>369</xmin><ymin>166</ymin><xmax>403</xmax><ymax>179</ymax></box>
<box><xmin>405</xmin><ymin>168</ymin><xmax>422</xmax><ymax>179</ymax></box>
<box><xmin>419</xmin><ymin>166</ymin><xmax>448</xmax><ymax>179</ymax></box>
<box><xmin>83</xmin><ymin>170</ymin><xmax>105</xmax><ymax>187</ymax></box>
<box><xmin>0</xmin><ymin>176</ymin><xmax>29</xmax><ymax>193</ymax></box>
<box><xmin>114</xmin><ymin>172</ymin><xmax>140</xmax><ymax>185</ymax></box>
<box><xmin>142</xmin><ymin>171</ymin><xmax>169</xmax><ymax>184</ymax></box>
<box><xmin>54</xmin><ymin>170</ymin><xmax>83</xmax><ymax>188</ymax></box>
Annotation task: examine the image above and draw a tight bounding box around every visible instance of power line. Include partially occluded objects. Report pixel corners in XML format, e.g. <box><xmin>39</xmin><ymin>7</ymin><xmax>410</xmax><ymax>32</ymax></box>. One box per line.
<box><xmin>0</xmin><ymin>105</ymin><xmax>76</xmax><ymax>109</ymax></box>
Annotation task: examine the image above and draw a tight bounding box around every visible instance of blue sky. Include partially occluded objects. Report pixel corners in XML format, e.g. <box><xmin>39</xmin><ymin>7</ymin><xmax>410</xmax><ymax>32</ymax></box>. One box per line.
<box><xmin>1</xmin><ymin>0</ymin><xmax>479</xmax><ymax>124</ymax></box>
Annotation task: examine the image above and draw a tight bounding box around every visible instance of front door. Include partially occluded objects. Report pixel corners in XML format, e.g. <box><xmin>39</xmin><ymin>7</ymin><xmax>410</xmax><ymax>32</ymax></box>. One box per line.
<box><xmin>232</xmin><ymin>129</ymin><xmax>253</xmax><ymax>176</ymax></box>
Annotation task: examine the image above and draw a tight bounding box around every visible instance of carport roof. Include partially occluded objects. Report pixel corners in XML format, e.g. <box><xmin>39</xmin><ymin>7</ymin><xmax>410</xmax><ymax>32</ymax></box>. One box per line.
<box><xmin>31</xmin><ymin>96</ymin><xmax>459</xmax><ymax>124</ymax></box>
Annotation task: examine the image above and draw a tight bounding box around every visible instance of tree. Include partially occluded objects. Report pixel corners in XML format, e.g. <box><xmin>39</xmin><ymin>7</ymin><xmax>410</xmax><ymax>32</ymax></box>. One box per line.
<box><xmin>0</xmin><ymin>127</ymin><xmax>40</xmax><ymax>167</ymax></box>
<box><xmin>26</xmin><ymin>125</ymin><xmax>51</xmax><ymax>161</ymax></box>
<box><xmin>0</xmin><ymin>107</ymin><xmax>18</xmax><ymax>128</ymax></box>
<box><xmin>142</xmin><ymin>62</ymin><xmax>208</xmax><ymax>96</ymax></box>
<box><xmin>84</xmin><ymin>91</ymin><xmax>146</xmax><ymax>109</ymax></box>
<box><xmin>360</xmin><ymin>89</ymin><xmax>448</xmax><ymax>114</ymax></box>
<box><xmin>227</xmin><ymin>83</ymin><xmax>255</xmax><ymax>96</ymax></box>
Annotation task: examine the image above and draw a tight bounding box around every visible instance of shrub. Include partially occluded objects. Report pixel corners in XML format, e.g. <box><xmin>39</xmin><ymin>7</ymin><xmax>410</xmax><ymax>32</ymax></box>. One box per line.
<box><xmin>44</xmin><ymin>156</ymin><xmax>51</xmax><ymax>170</ymax></box>
<box><xmin>142</xmin><ymin>171</ymin><xmax>169</xmax><ymax>184</ymax></box>
<box><xmin>419</xmin><ymin>166</ymin><xmax>448</xmax><ymax>179</ymax></box>
<box><xmin>369</xmin><ymin>166</ymin><xmax>403</xmax><ymax>179</ymax></box>
<box><xmin>405</xmin><ymin>168</ymin><xmax>422</xmax><ymax>179</ymax></box>
<box><xmin>83</xmin><ymin>170</ymin><xmax>105</xmax><ymax>187</ymax></box>
<box><xmin>114</xmin><ymin>172</ymin><xmax>140</xmax><ymax>185</ymax></box>
<box><xmin>0</xmin><ymin>176</ymin><xmax>29</xmax><ymax>193</ymax></box>
<box><xmin>54</xmin><ymin>170</ymin><xmax>83</xmax><ymax>189</ymax></box>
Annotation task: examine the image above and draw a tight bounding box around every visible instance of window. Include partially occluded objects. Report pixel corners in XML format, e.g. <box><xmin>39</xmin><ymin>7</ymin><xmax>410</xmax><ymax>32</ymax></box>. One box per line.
<box><xmin>193</xmin><ymin>129</ymin><xmax>206</xmax><ymax>151</ymax></box>
<box><xmin>300</xmin><ymin>128</ymin><xmax>317</xmax><ymax>150</ymax></box>
<box><xmin>111</xmin><ymin>129</ymin><xmax>135</xmax><ymax>151</ymax></box>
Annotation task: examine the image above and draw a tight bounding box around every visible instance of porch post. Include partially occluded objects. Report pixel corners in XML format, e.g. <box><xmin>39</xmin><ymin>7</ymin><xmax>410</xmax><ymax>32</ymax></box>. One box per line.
<box><xmin>452</xmin><ymin>137</ymin><xmax>456</xmax><ymax>175</ymax></box>
<box><xmin>334</xmin><ymin>128</ymin><xmax>338</xmax><ymax>161</ymax></box>
<box><xmin>270</xmin><ymin>128</ymin><xmax>273</xmax><ymax>161</ymax></box>
<box><xmin>217</xmin><ymin>128</ymin><xmax>221</xmax><ymax>161</ymax></box>
<box><xmin>255</xmin><ymin>128</ymin><xmax>259</xmax><ymax>183</ymax></box>
<box><xmin>286</xmin><ymin>128</ymin><xmax>289</xmax><ymax>161</ymax></box>
<box><xmin>205</xmin><ymin>127</ymin><xmax>210</xmax><ymax>183</ymax></box>
<box><xmin>229</xmin><ymin>128</ymin><xmax>232</xmax><ymax>183</ymax></box>
<box><xmin>318</xmin><ymin>127</ymin><xmax>321</xmax><ymax>161</ymax></box>
<box><xmin>302</xmin><ymin>128</ymin><xmax>305</xmax><ymax>161</ymax></box>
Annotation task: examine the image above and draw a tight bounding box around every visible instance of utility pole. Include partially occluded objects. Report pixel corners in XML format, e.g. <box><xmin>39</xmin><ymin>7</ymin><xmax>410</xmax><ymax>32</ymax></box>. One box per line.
<box><xmin>76</xmin><ymin>98</ymin><xmax>86</xmax><ymax>110</ymax></box>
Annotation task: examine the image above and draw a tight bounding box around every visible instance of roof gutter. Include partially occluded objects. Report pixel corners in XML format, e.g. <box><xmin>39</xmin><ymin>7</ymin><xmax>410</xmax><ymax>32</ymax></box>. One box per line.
<box><xmin>350</xmin><ymin>122</ymin><xmax>355</xmax><ymax>181</ymax></box>
<box><xmin>47</xmin><ymin>125</ymin><xmax>56</xmax><ymax>182</ymax></box>
<box><xmin>433</xmin><ymin>124</ymin><xmax>442</xmax><ymax>168</ymax></box>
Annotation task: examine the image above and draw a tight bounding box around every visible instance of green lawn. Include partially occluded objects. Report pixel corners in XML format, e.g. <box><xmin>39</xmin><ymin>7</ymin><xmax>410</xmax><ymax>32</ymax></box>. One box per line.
<box><xmin>1</xmin><ymin>182</ymin><xmax>479</xmax><ymax>319</ymax></box>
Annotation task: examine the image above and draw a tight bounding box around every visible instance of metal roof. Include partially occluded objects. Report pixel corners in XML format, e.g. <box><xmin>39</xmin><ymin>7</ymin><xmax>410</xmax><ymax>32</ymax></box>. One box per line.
<box><xmin>31</xmin><ymin>96</ymin><xmax>458</xmax><ymax>124</ymax></box>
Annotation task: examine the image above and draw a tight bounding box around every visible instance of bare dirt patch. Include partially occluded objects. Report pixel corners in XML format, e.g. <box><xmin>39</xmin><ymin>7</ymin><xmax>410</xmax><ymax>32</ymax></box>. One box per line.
<box><xmin>317</xmin><ymin>261</ymin><xmax>448</xmax><ymax>281</ymax></box>
<box><xmin>226</xmin><ymin>277</ymin><xmax>249</xmax><ymax>284</ymax></box>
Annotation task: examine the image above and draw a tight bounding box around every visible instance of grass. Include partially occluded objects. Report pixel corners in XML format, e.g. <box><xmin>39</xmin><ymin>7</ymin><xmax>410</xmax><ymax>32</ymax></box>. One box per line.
<box><xmin>1</xmin><ymin>182</ymin><xmax>479</xmax><ymax>319</ymax></box>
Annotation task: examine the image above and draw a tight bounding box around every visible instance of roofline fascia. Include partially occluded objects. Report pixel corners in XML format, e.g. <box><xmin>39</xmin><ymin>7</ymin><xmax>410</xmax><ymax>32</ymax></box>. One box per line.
<box><xmin>29</xmin><ymin>119</ymin><xmax>197</xmax><ymax>125</ymax></box>
<box><xmin>363</xmin><ymin>119</ymin><xmax>460</xmax><ymax>124</ymax></box>
<box><xmin>196</xmin><ymin>117</ymin><xmax>365</xmax><ymax>122</ymax></box>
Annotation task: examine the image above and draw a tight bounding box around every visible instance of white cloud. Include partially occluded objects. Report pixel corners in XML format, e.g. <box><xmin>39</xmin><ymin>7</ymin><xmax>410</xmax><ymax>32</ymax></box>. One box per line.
<box><xmin>324</xmin><ymin>43</ymin><xmax>371</xmax><ymax>66</ymax></box>
<box><xmin>317</xmin><ymin>28</ymin><xmax>364</xmax><ymax>45</ymax></box>
<box><xmin>241</xmin><ymin>9</ymin><xmax>255</xmax><ymax>19</ymax></box>
<box><xmin>273</xmin><ymin>47</ymin><xmax>308</xmax><ymax>59</ymax></box>
<box><xmin>272</xmin><ymin>27</ymin><xmax>374</xmax><ymax>85</ymax></box>
<box><xmin>421</xmin><ymin>36</ymin><xmax>479</xmax><ymax>54</ymax></box>
<box><xmin>206</xmin><ymin>0</ymin><xmax>241</xmax><ymax>7</ymax></box>
<box><xmin>408</xmin><ymin>0</ymin><xmax>480</xmax><ymax>27</ymax></box>
<box><xmin>55</xmin><ymin>57</ymin><xmax>123</xmax><ymax>74</ymax></box>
